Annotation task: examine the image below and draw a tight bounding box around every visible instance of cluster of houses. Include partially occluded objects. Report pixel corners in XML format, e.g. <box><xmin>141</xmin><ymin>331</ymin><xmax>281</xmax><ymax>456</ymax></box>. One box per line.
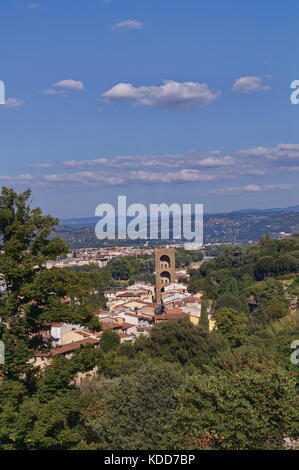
<box><xmin>33</xmin><ymin>278</ymin><xmax>215</xmax><ymax>368</ymax></box>
<box><xmin>46</xmin><ymin>246</ymin><xmax>155</xmax><ymax>269</ymax></box>
<box><xmin>32</xmin><ymin>273</ymin><xmax>299</xmax><ymax>370</ymax></box>
<box><xmin>32</xmin><ymin>247</ymin><xmax>299</xmax><ymax>371</ymax></box>
<box><xmin>96</xmin><ymin>280</ymin><xmax>209</xmax><ymax>337</ymax></box>
<box><xmin>33</xmin><ymin>321</ymin><xmax>101</xmax><ymax>368</ymax></box>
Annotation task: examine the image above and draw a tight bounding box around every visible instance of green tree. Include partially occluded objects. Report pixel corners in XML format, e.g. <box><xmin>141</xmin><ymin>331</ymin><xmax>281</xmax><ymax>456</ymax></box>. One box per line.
<box><xmin>215</xmin><ymin>293</ymin><xmax>242</xmax><ymax>312</ymax></box>
<box><xmin>166</xmin><ymin>351</ymin><xmax>298</xmax><ymax>450</ymax></box>
<box><xmin>0</xmin><ymin>389</ymin><xmax>94</xmax><ymax>450</ymax></box>
<box><xmin>108</xmin><ymin>258</ymin><xmax>131</xmax><ymax>280</ymax></box>
<box><xmin>100</xmin><ymin>329</ymin><xmax>120</xmax><ymax>353</ymax></box>
<box><xmin>135</xmin><ymin>318</ymin><xmax>211</xmax><ymax>367</ymax></box>
<box><xmin>86</xmin><ymin>361</ymin><xmax>184</xmax><ymax>450</ymax></box>
<box><xmin>215</xmin><ymin>307</ymin><xmax>249</xmax><ymax>348</ymax></box>
<box><xmin>200</xmin><ymin>298</ymin><xmax>209</xmax><ymax>331</ymax></box>
<box><xmin>0</xmin><ymin>188</ymin><xmax>68</xmax><ymax>379</ymax></box>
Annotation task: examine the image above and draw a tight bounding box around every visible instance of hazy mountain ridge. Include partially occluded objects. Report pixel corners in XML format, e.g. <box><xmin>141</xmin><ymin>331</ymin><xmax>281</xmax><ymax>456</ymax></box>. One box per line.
<box><xmin>59</xmin><ymin>205</ymin><xmax>299</xmax><ymax>227</ymax></box>
<box><xmin>55</xmin><ymin>206</ymin><xmax>299</xmax><ymax>248</ymax></box>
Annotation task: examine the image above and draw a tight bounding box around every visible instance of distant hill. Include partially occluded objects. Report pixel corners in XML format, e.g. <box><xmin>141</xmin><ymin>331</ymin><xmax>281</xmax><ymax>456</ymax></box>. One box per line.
<box><xmin>230</xmin><ymin>205</ymin><xmax>299</xmax><ymax>214</ymax></box>
<box><xmin>56</xmin><ymin>206</ymin><xmax>299</xmax><ymax>248</ymax></box>
<box><xmin>60</xmin><ymin>217</ymin><xmax>99</xmax><ymax>227</ymax></box>
<box><xmin>59</xmin><ymin>205</ymin><xmax>299</xmax><ymax>227</ymax></box>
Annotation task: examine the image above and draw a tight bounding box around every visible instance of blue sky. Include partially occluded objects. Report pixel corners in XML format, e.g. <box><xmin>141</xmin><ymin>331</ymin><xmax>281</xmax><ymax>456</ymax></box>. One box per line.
<box><xmin>0</xmin><ymin>0</ymin><xmax>298</xmax><ymax>218</ymax></box>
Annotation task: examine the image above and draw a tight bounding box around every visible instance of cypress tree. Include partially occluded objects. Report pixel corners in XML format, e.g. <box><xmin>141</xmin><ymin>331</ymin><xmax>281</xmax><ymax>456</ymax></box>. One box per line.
<box><xmin>200</xmin><ymin>297</ymin><xmax>209</xmax><ymax>331</ymax></box>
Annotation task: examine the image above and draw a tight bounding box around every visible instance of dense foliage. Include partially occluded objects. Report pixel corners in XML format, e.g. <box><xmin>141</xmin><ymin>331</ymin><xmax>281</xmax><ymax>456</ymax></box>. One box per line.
<box><xmin>0</xmin><ymin>189</ymin><xmax>298</xmax><ymax>450</ymax></box>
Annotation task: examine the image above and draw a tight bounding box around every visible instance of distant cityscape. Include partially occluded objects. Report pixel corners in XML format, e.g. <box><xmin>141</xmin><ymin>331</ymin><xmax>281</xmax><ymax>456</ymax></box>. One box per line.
<box><xmin>55</xmin><ymin>207</ymin><xmax>299</xmax><ymax>248</ymax></box>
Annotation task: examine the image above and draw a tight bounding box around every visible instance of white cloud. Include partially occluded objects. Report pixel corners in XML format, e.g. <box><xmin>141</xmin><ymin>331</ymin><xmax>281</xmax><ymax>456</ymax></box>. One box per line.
<box><xmin>16</xmin><ymin>173</ymin><xmax>34</xmax><ymax>181</ymax></box>
<box><xmin>236</xmin><ymin>146</ymin><xmax>270</xmax><ymax>157</ymax></box>
<box><xmin>233</xmin><ymin>76</ymin><xmax>271</xmax><ymax>93</ymax></box>
<box><xmin>31</xmin><ymin>163</ymin><xmax>53</xmax><ymax>168</ymax></box>
<box><xmin>0</xmin><ymin>173</ymin><xmax>33</xmax><ymax>183</ymax></box>
<box><xmin>62</xmin><ymin>158</ymin><xmax>109</xmax><ymax>168</ymax></box>
<box><xmin>130</xmin><ymin>169</ymin><xmax>218</xmax><ymax>183</ymax></box>
<box><xmin>28</xmin><ymin>3</ymin><xmax>40</xmax><ymax>8</ymax></box>
<box><xmin>5</xmin><ymin>98</ymin><xmax>25</xmax><ymax>108</ymax></box>
<box><xmin>20</xmin><ymin>143</ymin><xmax>299</xmax><ymax>190</ymax></box>
<box><xmin>197</xmin><ymin>156</ymin><xmax>235</xmax><ymax>167</ymax></box>
<box><xmin>26</xmin><ymin>168</ymin><xmax>219</xmax><ymax>187</ymax></box>
<box><xmin>52</xmin><ymin>79</ymin><xmax>84</xmax><ymax>91</ymax></box>
<box><xmin>28</xmin><ymin>142</ymin><xmax>298</xmax><ymax>185</ymax></box>
<box><xmin>112</xmin><ymin>19</ymin><xmax>144</xmax><ymax>31</ymax></box>
<box><xmin>211</xmin><ymin>183</ymin><xmax>291</xmax><ymax>195</ymax></box>
<box><xmin>103</xmin><ymin>80</ymin><xmax>221</xmax><ymax>110</ymax></box>
<box><xmin>277</xmin><ymin>144</ymin><xmax>299</xmax><ymax>151</ymax></box>
<box><xmin>212</xmin><ymin>184</ymin><xmax>263</xmax><ymax>194</ymax></box>
<box><xmin>60</xmin><ymin>152</ymin><xmax>236</xmax><ymax>170</ymax></box>
<box><xmin>44</xmin><ymin>172</ymin><xmax>125</xmax><ymax>186</ymax></box>
<box><xmin>237</xmin><ymin>143</ymin><xmax>299</xmax><ymax>161</ymax></box>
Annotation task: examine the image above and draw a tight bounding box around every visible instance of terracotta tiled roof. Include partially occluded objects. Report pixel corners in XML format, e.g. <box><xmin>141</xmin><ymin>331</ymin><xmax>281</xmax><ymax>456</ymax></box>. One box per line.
<box><xmin>165</xmin><ymin>308</ymin><xmax>184</xmax><ymax>314</ymax></box>
<box><xmin>51</xmin><ymin>338</ymin><xmax>99</xmax><ymax>356</ymax></box>
<box><xmin>155</xmin><ymin>312</ymin><xmax>187</xmax><ymax>320</ymax></box>
<box><xmin>116</xmin><ymin>292</ymin><xmax>138</xmax><ymax>297</ymax></box>
<box><xmin>101</xmin><ymin>322</ymin><xmax>122</xmax><ymax>330</ymax></box>
<box><xmin>120</xmin><ymin>322</ymin><xmax>136</xmax><ymax>329</ymax></box>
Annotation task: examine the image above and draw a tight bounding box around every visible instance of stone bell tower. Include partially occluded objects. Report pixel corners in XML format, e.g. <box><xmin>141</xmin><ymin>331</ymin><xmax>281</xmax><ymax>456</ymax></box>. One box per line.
<box><xmin>155</xmin><ymin>247</ymin><xmax>176</xmax><ymax>304</ymax></box>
